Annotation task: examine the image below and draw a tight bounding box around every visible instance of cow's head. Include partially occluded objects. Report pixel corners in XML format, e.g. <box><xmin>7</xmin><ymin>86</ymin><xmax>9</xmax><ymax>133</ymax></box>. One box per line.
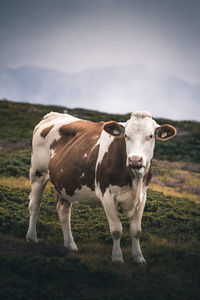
<box><xmin>103</xmin><ymin>111</ymin><xmax>176</xmax><ymax>176</ymax></box>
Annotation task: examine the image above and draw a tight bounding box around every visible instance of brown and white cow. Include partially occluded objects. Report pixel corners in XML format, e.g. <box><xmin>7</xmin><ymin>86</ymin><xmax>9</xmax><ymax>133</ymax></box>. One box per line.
<box><xmin>26</xmin><ymin>111</ymin><xmax>176</xmax><ymax>263</ymax></box>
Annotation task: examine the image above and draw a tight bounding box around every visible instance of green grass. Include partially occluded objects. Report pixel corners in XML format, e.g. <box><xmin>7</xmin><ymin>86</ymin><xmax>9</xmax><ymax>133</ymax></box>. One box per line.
<box><xmin>0</xmin><ymin>182</ymin><xmax>199</xmax><ymax>244</ymax></box>
<box><xmin>0</xmin><ymin>180</ymin><xmax>200</xmax><ymax>299</ymax></box>
<box><xmin>0</xmin><ymin>150</ymin><xmax>30</xmax><ymax>177</ymax></box>
<box><xmin>0</xmin><ymin>99</ymin><xmax>200</xmax><ymax>299</ymax></box>
<box><xmin>0</xmin><ymin>234</ymin><xmax>199</xmax><ymax>300</ymax></box>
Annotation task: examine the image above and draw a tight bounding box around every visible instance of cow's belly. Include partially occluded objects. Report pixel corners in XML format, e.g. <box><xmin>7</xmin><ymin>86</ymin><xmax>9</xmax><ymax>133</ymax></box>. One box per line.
<box><xmin>59</xmin><ymin>184</ymin><xmax>135</xmax><ymax>213</ymax></box>
<box><xmin>60</xmin><ymin>186</ymin><xmax>100</xmax><ymax>205</ymax></box>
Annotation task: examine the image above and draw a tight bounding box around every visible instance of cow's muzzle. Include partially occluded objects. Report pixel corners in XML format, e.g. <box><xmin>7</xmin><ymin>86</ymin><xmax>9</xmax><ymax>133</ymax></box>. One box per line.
<box><xmin>128</xmin><ymin>156</ymin><xmax>144</xmax><ymax>169</ymax></box>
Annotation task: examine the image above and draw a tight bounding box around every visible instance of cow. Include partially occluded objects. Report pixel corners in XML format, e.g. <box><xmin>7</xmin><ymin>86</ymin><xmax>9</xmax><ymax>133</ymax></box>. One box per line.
<box><xmin>26</xmin><ymin>111</ymin><xmax>176</xmax><ymax>263</ymax></box>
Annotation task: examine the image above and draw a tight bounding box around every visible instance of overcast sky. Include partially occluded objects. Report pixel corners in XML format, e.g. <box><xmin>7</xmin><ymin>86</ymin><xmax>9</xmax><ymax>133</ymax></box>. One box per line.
<box><xmin>0</xmin><ymin>0</ymin><xmax>200</xmax><ymax>119</ymax></box>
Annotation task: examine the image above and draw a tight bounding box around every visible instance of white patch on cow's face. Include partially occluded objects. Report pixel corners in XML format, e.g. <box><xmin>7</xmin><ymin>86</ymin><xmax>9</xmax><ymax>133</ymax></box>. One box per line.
<box><xmin>124</xmin><ymin>113</ymin><xmax>158</xmax><ymax>175</ymax></box>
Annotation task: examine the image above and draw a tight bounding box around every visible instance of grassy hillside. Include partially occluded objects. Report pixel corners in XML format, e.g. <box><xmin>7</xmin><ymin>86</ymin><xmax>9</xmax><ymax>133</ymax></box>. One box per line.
<box><xmin>0</xmin><ymin>178</ymin><xmax>199</xmax><ymax>299</ymax></box>
<box><xmin>0</xmin><ymin>99</ymin><xmax>200</xmax><ymax>163</ymax></box>
<box><xmin>0</xmin><ymin>99</ymin><xmax>200</xmax><ymax>299</ymax></box>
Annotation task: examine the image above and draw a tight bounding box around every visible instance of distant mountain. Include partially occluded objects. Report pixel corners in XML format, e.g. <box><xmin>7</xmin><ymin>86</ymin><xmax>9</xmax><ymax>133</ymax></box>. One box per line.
<box><xmin>0</xmin><ymin>65</ymin><xmax>199</xmax><ymax>120</ymax></box>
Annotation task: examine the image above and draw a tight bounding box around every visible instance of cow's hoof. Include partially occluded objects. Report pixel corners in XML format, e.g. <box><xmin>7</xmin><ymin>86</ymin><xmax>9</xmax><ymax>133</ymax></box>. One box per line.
<box><xmin>26</xmin><ymin>232</ymin><xmax>38</xmax><ymax>243</ymax></box>
<box><xmin>69</xmin><ymin>245</ymin><xmax>78</xmax><ymax>252</ymax></box>
<box><xmin>132</xmin><ymin>255</ymin><xmax>146</xmax><ymax>265</ymax></box>
<box><xmin>64</xmin><ymin>242</ymin><xmax>78</xmax><ymax>252</ymax></box>
<box><xmin>112</xmin><ymin>256</ymin><xmax>124</xmax><ymax>263</ymax></box>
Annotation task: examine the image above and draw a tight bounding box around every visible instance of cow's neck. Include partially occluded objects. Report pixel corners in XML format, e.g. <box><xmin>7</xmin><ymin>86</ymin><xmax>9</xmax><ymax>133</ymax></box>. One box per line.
<box><xmin>132</xmin><ymin>173</ymin><xmax>146</xmax><ymax>211</ymax></box>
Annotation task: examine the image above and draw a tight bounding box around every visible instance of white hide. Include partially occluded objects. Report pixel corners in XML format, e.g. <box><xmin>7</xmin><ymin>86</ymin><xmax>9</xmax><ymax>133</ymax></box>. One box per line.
<box><xmin>95</xmin><ymin>130</ymin><xmax>115</xmax><ymax>198</ymax></box>
<box><xmin>124</xmin><ymin>112</ymin><xmax>159</xmax><ymax>174</ymax></box>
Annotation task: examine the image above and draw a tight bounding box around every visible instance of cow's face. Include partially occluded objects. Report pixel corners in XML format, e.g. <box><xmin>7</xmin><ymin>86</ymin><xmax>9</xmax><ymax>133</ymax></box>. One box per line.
<box><xmin>103</xmin><ymin>111</ymin><xmax>176</xmax><ymax>176</ymax></box>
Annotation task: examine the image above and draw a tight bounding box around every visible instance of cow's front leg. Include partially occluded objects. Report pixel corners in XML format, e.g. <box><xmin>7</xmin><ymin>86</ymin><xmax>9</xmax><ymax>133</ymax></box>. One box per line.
<box><xmin>56</xmin><ymin>196</ymin><xmax>78</xmax><ymax>251</ymax></box>
<box><xmin>129</xmin><ymin>192</ymin><xmax>146</xmax><ymax>264</ymax></box>
<box><xmin>100</xmin><ymin>191</ymin><xmax>123</xmax><ymax>263</ymax></box>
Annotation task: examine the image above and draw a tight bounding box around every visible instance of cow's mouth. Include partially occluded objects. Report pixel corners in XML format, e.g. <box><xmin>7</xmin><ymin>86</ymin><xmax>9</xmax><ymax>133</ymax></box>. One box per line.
<box><xmin>129</xmin><ymin>165</ymin><xmax>143</xmax><ymax>170</ymax></box>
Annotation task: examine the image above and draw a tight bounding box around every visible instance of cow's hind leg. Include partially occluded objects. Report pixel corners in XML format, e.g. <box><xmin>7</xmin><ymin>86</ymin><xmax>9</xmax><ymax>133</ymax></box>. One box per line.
<box><xmin>26</xmin><ymin>169</ymin><xmax>48</xmax><ymax>242</ymax></box>
<box><xmin>56</xmin><ymin>195</ymin><xmax>78</xmax><ymax>251</ymax></box>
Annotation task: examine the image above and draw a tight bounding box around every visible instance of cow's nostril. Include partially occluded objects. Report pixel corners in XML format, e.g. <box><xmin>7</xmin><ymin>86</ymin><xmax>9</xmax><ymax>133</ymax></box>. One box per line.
<box><xmin>128</xmin><ymin>156</ymin><xmax>143</xmax><ymax>168</ymax></box>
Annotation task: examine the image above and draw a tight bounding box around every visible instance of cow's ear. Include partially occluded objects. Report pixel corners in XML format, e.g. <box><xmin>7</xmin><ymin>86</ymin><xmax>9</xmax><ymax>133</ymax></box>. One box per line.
<box><xmin>103</xmin><ymin>121</ymin><xmax>125</xmax><ymax>136</ymax></box>
<box><xmin>155</xmin><ymin>124</ymin><xmax>177</xmax><ymax>141</ymax></box>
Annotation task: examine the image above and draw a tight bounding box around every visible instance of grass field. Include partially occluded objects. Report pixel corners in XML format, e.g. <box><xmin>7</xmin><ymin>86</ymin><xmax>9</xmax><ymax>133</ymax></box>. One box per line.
<box><xmin>0</xmin><ymin>100</ymin><xmax>200</xmax><ymax>299</ymax></box>
<box><xmin>0</xmin><ymin>163</ymin><xmax>200</xmax><ymax>299</ymax></box>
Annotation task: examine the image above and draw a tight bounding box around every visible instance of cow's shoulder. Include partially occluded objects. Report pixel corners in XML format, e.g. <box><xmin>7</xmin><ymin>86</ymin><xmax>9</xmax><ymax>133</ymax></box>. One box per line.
<box><xmin>96</xmin><ymin>136</ymin><xmax>132</xmax><ymax>195</ymax></box>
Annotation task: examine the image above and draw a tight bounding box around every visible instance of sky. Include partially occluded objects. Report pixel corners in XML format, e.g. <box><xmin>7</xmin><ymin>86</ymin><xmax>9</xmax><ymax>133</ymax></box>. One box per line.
<box><xmin>0</xmin><ymin>0</ymin><xmax>200</xmax><ymax>120</ymax></box>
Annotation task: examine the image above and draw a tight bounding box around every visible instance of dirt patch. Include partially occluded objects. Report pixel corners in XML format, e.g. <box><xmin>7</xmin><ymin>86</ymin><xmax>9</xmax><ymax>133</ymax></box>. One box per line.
<box><xmin>0</xmin><ymin>139</ymin><xmax>31</xmax><ymax>153</ymax></box>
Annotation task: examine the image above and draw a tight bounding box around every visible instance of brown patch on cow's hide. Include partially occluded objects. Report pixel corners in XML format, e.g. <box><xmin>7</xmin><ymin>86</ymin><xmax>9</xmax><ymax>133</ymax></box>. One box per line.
<box><xmin>96</xmin><ymin>137</ymin><xmax>132</xmax><ymax>195</ymax></box>
<box><xmin>49</xmin><ymin>120</ymin><xmax>104</xmax><ymax>196</ymax></box>
<box><xmin>35</xmin><ymin>170</ymin><xmax>43</xmax><ymax>178</ymax></box>
<box><xmin>40</xmin><ymin>125</ymin><xmax>54</xmax><ymax>138</ymax></box>
<box><xmin>143</xmin><ymin>164</ymin><xmax>153</xmax><ymax>186</ymax></box>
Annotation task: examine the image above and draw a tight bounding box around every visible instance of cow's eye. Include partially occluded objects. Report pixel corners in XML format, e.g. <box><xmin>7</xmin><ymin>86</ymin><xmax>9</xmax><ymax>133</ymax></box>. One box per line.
<box><xmin>147</xmin><ymin>134</ymin><xmax>154</xmax><ymax>140</ymax></box>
